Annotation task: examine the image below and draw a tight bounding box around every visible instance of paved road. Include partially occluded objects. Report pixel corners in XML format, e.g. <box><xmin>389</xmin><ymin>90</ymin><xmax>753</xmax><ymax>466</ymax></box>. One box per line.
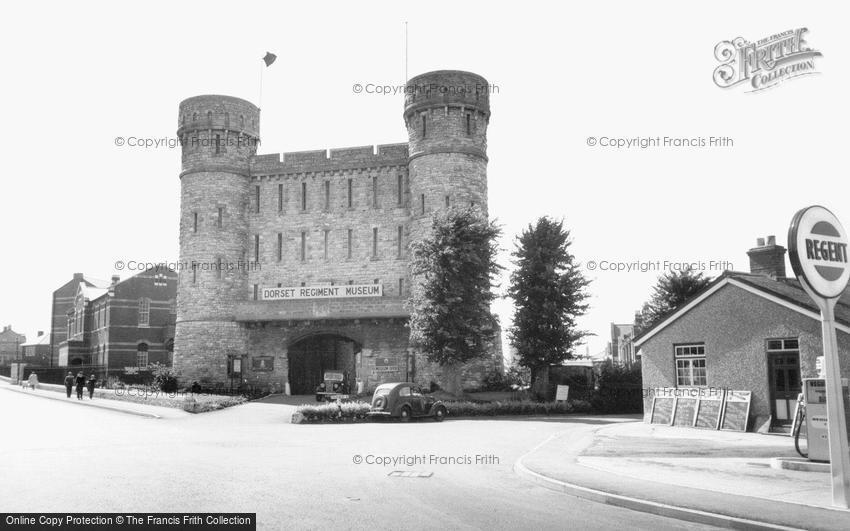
<box><xmin>0</xmin><ymin>390</ymin><xmax>713</xmax><ymax>530</ymax></box>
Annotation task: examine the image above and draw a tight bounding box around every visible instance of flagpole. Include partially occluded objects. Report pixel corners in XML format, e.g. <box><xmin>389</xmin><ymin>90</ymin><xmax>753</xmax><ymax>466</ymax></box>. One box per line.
<box><xmin>258</xmin><ymin>58</ymin><xmax>264</xmax><ymax>111</ymax></box>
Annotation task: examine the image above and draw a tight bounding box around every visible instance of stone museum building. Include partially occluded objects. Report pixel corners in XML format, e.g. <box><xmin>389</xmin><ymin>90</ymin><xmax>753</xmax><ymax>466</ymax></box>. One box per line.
<box><xmin>636</xmin><ymin>236</ymin><xmax>850</xmax><ymax>432</ymax></box>
<box><xmin>173</xmin><ymin>70</ymin><xmax>503</xmax><ymax>394</ymax></box>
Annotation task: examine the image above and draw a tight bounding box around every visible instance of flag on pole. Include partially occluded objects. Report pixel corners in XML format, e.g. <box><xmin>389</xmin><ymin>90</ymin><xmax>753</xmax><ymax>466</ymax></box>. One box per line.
<box><xmin>262</xmin><ymin>52</ymin><xmax>277</xmax><ymax>67</ymax></box>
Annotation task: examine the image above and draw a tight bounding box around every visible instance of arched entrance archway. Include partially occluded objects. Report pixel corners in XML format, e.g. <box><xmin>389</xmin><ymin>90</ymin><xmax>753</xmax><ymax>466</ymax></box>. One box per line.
<box><xmin>288</xmin><ymin>334</ymin><xmax>360</xmax><ymax>395</ymax></box>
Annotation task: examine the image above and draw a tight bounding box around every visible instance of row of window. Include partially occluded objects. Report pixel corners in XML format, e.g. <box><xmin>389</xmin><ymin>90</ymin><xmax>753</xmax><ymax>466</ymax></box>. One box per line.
<box><xmin>673</xmin><ymin>339</ymin><xmax>799</xmax><ymax>387</ymax></box>
<box><xmin>67</xmin><ymin>299</ymin><xmax>177</xmax><ymax>337</ymax></box>
<box><xmin>181</xmin><ymin>111</ymin><xmax>254</xmax><ymax>130</ymax></box>
<box><xmin>417</xmin><ymin>112</ymin><xmax>478</xmax><ymax>137</ymax></box>
<box><xmin>252</xmin><ymin>226</ymin><xmax>407</xmax><ymax>263</ymax></box>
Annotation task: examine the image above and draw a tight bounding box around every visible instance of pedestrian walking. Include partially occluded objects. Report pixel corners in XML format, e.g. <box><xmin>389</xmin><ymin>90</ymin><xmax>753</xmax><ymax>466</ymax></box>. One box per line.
<box><xmin>87</xmin><ymin>374</ymin><xmax>97</xmax><ymax>399</ymax></box>
<box><xmin>75</xmin><ymin>372</ymin><xmax>85</xmax><ymax>400</ymax></box>
<box><xmin>64</xmin><ymin>372</ymin><xmax>74</xmax><ymax>398</ymax></box>
<box><xmin>26</xmin><ymin>372</ymin><xmax>39</xmax><ymax>390</ymax></box>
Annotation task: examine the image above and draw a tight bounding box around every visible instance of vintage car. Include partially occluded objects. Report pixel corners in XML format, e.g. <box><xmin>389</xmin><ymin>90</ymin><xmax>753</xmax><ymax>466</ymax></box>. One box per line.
<box><xmin>368</xmin><ymin>382</ymin><xmax>447</xmax><ymax>421</ymax></box>
<box><xmin>315</xmin><ymin>371</ymin><xmax>350</xmax><ymax>402</ymax></box>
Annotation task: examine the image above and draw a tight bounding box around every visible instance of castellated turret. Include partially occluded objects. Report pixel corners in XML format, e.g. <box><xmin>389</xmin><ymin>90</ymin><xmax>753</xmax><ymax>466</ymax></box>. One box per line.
<box><xmin>404</xmin><ymin>70</ymin><xmax>490</xmax><ymax>222</ymax></box>
<box><xmin>174</xmin><ymin>96</ymin><xmax>260</xmax><ymax>382</ymax></box>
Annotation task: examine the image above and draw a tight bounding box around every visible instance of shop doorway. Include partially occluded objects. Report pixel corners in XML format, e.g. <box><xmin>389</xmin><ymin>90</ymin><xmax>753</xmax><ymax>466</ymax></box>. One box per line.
<box><xmin>767</xmin><ymin>341</ymin><xmax>801</xmax><ymax>426</ymax></box>
<box><xmin>288</xmin><ymin>334</ymin><xmax>359</xmax><ymax>395</ymax></box>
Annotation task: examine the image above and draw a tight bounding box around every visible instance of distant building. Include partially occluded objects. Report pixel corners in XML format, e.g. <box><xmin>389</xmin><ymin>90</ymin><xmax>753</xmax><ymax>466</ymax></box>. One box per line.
<box><xmin>0</xmin><ymin>325</ymin><xmax>26</xmax><ymax>366</ymax></box>
<box><xmin>54</xmin><ymin>267</ymin><xmax>177</xmax><ymax>374</ymax></box>
<box><xmin>21</xmin><ymin>331</ymin><xmax>50</xmax><ymax>365</ymax></box>
<box><xmin>610</xmin><ymin>322</ymin><xmax>637</xmax><ymax>366</ymax></box>
<box><xmin>50</xmin><ymin>273</ymin><xmax>110</xmax><ymax>366</ymax></box>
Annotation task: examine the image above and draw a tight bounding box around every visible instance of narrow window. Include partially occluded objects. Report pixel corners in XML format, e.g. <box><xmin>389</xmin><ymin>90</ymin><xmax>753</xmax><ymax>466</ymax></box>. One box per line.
<box><xmin>445</xmin><ymin>195</ymin><xmax>450</xmax><ymax>208</ymax></box>
<box><xmin>255</xmin><ymin>185</ymin><xmax>260</xmax><ymax>214</ymax></box>
<box><xmin>192</xmin><ymin>267</ymin><xmax>196</xmax><ymax>284</ymax></box>
<box><xmin>420</xmin><ymin>194</ymin><xmax>425</xmax><ymax>215</ymax></box>
<box><xmin>372</xmin><ymin>176</ymin><xmax>378</xmax><ymax>208</ymax></box>
<box><xmin>372</xmin><ymin>227</ymin><xmax>378</xmax><ymax>258</ymax></box>
<box><xmin>277</xmin><ymin>283</ymin><xmax>282</xmax><ymax>288</ymax></box>
<box><xmin>466</xmin><ymin>114</ymin><xmax>471</xmax><ymax>135</ymax></box>
<box><xmin>278</xmin><ymin>184</ymin><xmax>283</xmax><ymax>212</ymax></box>
<box><xmin>300</xmin><ymin>231</ymin><xmax>306</xmax><ymax>261</ymax></box>
<box><xmin>300</xmin><ymin>282</ymin><xmax>306</xmax><ymax>287</ymax></box>
<box><xmin>397</xmin><ymin>175</ymin><xmax>404</xmax><ymax>206</ymax></box>
<box><xmin>422</xmin><ymin>114</ymin><xmax>427</xmax><ymax>137</ymax></box>
<box><xmin>347</xmin><ymin>229</ymin><xmax>353</xmax><ymax>259</ymax></box>
<box><xmin>253</xmin><ymin>284</ymin><xmax>259</xmax><ymax>301</ymax></box>
<box><xmin>398</xmin><ymin>278</ymin><xmax>404</xmax><ymax>296</ymax></box>
<box><xmin>397</xmin><ymin>225</ymin><xmax>404</xmax><ymax>258</ymax></box>
<box><xmin>373</xmin><ymin>278</ymin><xmax>379</xmax><ymax>284</ymax></box>
<box><xmin>277</xmin><ymin>233</ymin><xmax>283</xmax><ymax>262</ymax></box>
<box><xmin>240</xmin><ymin>115</ymin><xmax>244</xmax><ymax>128</ymax></box>
<box><xmin>301</xmin><ymin>182</ymin><xmax>307</xmax><ymax>211</ymax></box>
<box><xmin>215</xmin><ymin>134</ymin><xmax>221</xmax><ymax>154</ymax></box>
<box><xmin>348</xmin><ymin>280</ymin><xmax>354</xmax><ymax>285</ymax></box>
<box><xmin>207</xmin><ymin>111</ymin><xmax>212</xmax><ymax>124</ymax></box>
<box><xmin>254</xmin><ymin>234</ymin><xmax>260</xmax><ymax>263</ymax></box>
<box><xmin>224</xmin><ymin>112</ymin><xmax>229</xmax><ymax>126</ymax></box>
<box><xmin>193</xmin><ymin>212</ymin><xmax>198</xmax><ymax>233</ymax></box>
<box><xmin>137</xmin><ymin>343</ymin><xmax>149</xmax><ymax>368</ymax></box>
<box><xmin>138</xmin><ymin>298</ymin><xmax>150</xmax><ymax>327</ymax></box>
<box><xmin>347</xmin><ymin>178</ymin><xmax>353</xmax><ymax>208</ymax></box>
<box><xmin>324</xmin><ymin>180</ymin><xmax>330</xmax><ymax>210</ymax></box>
<box><xmin>217</xmin><ymin>206</ymin><xmax>223</xmax><ymax>228</ymax></box>
<box><xmin>323</xmin><ymin>229</ymin><xmax>329</xmax><ymax>260</ymax></box>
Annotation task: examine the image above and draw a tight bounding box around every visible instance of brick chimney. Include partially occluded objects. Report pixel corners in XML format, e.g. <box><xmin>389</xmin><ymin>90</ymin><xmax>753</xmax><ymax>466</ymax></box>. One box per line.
<box><xmin>747</xmin><ymin>235</ymin><xmax>787</xmax><ymax>278</ymax></box>
<box><xmin>73</xmin><ymin>273</ymin><xmax>84</xmax><ymax>280</ymax></box>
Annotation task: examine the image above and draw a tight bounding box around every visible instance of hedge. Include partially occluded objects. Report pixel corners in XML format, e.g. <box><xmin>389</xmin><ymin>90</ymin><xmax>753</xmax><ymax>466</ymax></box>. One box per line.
<box><xmin>445</xmin><ymin>399</ymin><xmax>592</xmax><ymax>417</ymax></box>
<box><xmin>291</xmin><ymin>398</ymin><xmax>592</xmax><ymax>423</ymax></box>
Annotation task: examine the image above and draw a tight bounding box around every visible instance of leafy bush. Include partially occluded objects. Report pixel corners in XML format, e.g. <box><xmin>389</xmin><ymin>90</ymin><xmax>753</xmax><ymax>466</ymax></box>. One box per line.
<box><xmin>590</xmin><ymin>359</ymin><xmax>643</xmax><ymax>413</ymax></box>
<box><xmin>149</xmin><ymin>363</ymin><xmax>178</xmax><ymax>393</ymax></box>
<box><xmin>293</xmin><ymin>401</ymin><xmax>372</xmax><ymax>423</ymax></box>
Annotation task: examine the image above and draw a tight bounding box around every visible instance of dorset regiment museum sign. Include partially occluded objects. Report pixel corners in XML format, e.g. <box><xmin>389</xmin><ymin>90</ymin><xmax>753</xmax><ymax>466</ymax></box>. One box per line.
<box><xmin>261</xmin><ymin>284</ymin><xmax>383</xmax><ymax>301</ymax></box>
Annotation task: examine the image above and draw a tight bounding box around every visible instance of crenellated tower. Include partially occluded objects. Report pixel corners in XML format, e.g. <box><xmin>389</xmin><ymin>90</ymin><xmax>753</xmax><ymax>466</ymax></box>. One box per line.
<box><xmin>404</xmin><ymin>70</ymin><xmax>490</xmax><ymax>241</ymax></box>
<box><xmin>173</xmin><ymin>95</ymin><xmax>259</xmax><ymax>383</ymax></box>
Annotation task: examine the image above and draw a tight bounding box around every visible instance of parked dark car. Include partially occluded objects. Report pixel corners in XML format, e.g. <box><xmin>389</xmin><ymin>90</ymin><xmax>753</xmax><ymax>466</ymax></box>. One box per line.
<box><xmin>368</xmin><ymin>382</ymin><xmax>447</xmax><ymax>422</ymax></box>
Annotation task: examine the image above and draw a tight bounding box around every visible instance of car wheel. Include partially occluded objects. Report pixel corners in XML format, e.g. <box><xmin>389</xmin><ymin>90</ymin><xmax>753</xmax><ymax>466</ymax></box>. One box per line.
<box><xmin>399</xmin><ymin>405</ymin><xmax>411</xmax><ymax>422</ymax></box>
<box><xmin>434</xmin><ymin>406</ymin><xmax>446</xmax><ymax>422</ymax></box>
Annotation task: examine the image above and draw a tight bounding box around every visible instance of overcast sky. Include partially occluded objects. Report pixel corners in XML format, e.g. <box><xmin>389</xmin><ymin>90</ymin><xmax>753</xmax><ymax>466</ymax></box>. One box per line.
<box><xmin>1</xmin><ymin>1</ymin><xmax>846</xmax><ymax>359</ymax></box>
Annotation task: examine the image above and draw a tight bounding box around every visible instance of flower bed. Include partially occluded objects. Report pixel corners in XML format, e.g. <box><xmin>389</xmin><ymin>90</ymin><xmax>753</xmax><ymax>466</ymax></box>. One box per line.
<box><xmin>94</xmin><ymin>386</ymin><xmax>248</xmax><ymax>413</ymax></box>
<box><xmin>292</xmin><ymin>401</ymin><xmax>372</xmax><ymax>424</ymax></box>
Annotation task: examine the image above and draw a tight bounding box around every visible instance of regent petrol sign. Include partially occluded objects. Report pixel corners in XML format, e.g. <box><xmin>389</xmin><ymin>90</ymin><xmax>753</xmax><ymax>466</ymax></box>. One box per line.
<box><xmin>788</xmin><ymin>205</ymin><xmax>850</xmax><ymax>299</ymax></box>
<box><xmin>261</xmin><ymin>283</ymin><xmax>382</xmax><ymax>301</ymax></box>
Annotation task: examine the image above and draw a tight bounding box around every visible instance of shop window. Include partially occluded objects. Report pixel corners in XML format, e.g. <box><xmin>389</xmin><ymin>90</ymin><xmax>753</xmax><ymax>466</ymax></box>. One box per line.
<box><xmin>347</xmin><ymin>178</ymin><xmax>353</xmax><ymax>208</ymax></box>
<box><xmin>674</xmin><ymin>344</ymin><xmax>705</xmax><ymax>387</ymax></box>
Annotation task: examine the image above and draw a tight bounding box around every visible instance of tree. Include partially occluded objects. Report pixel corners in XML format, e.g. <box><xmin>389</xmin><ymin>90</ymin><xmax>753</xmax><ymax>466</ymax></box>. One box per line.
<box><xmin>507</xmin><ymin>217</ymin><xmax>590</xmax><ymax>400</ymax></box>
<box><xmin>634</xmin><ymin>269</ymin><xmax>713</xmax><ymax>334</ymax></box>
<box><xmin>408</xmin><ymin>207</ymin><xmax>502</xmax><ymax>396</ymax></box>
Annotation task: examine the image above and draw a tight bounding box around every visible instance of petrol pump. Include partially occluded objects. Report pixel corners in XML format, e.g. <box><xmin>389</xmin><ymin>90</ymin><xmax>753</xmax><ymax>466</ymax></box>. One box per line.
<box><xmin>795</xmin><ymin>378</ymin><xmax>850</xmax><ymax>462</ymax></box>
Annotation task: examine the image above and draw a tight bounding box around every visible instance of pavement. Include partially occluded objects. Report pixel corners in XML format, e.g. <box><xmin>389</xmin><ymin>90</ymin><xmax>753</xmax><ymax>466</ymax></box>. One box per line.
<box><xmin>518</xmin><ymin>420</ymin><xmax>850</xmax><ymax>530</ymax></box>
<box><xmin>0</xmin><ymin>379</ymin><xmax>188</xmax><ymax>419</ymax></box>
